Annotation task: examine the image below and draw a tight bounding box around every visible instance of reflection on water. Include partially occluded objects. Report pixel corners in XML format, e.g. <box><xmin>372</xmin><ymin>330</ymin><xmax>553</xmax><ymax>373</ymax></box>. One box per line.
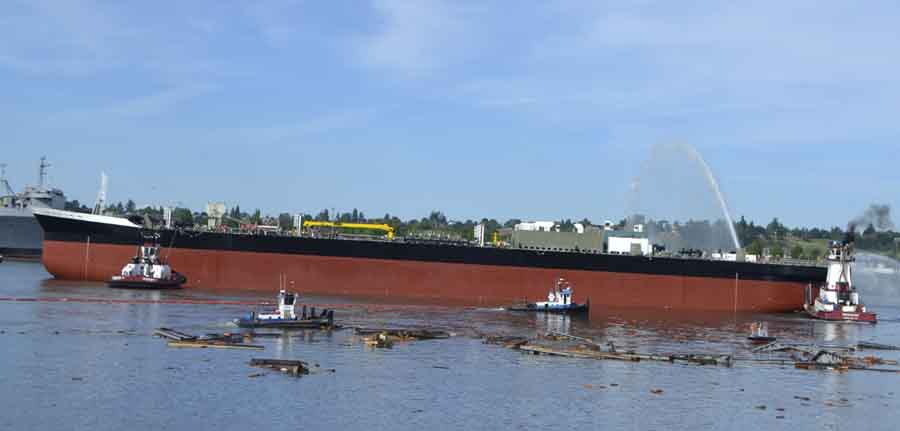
<box><xmin>534</xmin><ymin>313</ymin><xmax>574</xmax><ymax>335</ymax></box>
<box><xmin>2</xmin><ymin>260</ymin><xmax>900</xmax><ymax>430</ymax></box>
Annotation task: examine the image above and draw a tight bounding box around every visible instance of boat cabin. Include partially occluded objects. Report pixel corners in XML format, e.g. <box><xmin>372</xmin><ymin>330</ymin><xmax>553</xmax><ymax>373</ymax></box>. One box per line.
<box><xmin>535</xmin><ymin>278</ymin><xmax>575</xmax><ymax>308</ymax></box>
<box><xmin>820</xmin><ymin>241</ymin><xmax>860</xmax><ymax>310</ymax></box>
<box><xmin>252</xmin><ymin>289</ymin><xmax>299</xmax><ymax>321</ymax></box>
<box><xmin>120</xmin><ymin>243</ymin><xmax>171</xmax><ymax>280</ymax></box>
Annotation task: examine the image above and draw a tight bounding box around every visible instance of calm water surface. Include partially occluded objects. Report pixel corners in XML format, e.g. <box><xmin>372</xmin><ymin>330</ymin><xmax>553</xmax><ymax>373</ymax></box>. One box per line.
<box><xmin>2</xmin><ymin>260</ymin><xmax>899</xmax><ymax>430</ymax></box>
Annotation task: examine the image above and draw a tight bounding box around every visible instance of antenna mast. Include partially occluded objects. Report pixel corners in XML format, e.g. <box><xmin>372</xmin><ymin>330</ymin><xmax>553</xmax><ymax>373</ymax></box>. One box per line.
<box><xmin>38</xmin><ymin>156</ymin><xmax>50</xmax><ymax>190</ymax></box>
<box><xmin>1</xmin><ymin>163</ymin><xmax>16</xmax><ymax>197</ymax></box>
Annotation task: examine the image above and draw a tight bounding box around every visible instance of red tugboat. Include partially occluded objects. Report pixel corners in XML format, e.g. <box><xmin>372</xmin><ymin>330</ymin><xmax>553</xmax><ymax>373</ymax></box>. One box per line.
<box><xmin>108</xmin><ymin>236</ymin><xmax>186</xmax><ymax>289</ymax></box>
<box><xmin>804</xmin><ymin>240</ymin><xmax>876</xmax><ymax>323</ymax></box>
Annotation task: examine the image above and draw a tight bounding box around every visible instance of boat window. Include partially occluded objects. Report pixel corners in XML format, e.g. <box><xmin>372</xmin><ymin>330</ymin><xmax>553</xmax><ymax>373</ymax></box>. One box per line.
<box><xmin>284</xmin><ymin>294</ymin><xmax>295</xmax><ymax>305</ymax></box>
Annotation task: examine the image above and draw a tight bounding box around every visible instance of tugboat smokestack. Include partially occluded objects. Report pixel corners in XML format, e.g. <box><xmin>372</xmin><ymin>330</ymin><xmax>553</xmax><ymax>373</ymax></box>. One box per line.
<box><xmin>845</xmin><ymin>223</ymin><xmax>857</xmax><ymax>245</ymax></box>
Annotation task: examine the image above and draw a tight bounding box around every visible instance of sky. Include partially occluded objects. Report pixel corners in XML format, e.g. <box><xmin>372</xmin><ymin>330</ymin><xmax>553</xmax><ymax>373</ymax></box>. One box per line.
<box><xmin>1</xmin><ymin>0</ymin><xmax>898</xmax><ymax>228</ymax></box>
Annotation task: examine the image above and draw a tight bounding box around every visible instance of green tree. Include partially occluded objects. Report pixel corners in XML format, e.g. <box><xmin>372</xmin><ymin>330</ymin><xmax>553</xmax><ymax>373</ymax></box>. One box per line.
<box><xmin>172</xmin><ymin>208</ymin><xmax>194</xmax><ymax>228</ymax></box>
<box><xmin>746</xmin><ymin>239</ymin><xmax>764</xmax><ymax>256</ymax></box>
<box><xmin>250</xmin><ymin>209</ymin><xmax>262</xmax><ymax>224</ymax></box>
<box><xmin>278</xmin><ymin>213</ymin><xmax>293</xmax><ymax>230</ymax></box>
<box><xmin>766</xmin><ymin>218</ymin><xmax>784</xmax><ymax>240</ymax></box>
<box><xmin>790</xmin><ymin>244</ymin><xmax>804</xmax><ymax>259</ymax></box>
<box><xmin>503</xmin><ymin>218</ymin><xmax>522</xmax><ymax>228</ymax></box>
<box><xmin>770</xmin><ymin>242</ymin><xmax>784</xmax><ymax>258</ymax></box>
<box><xmin>805</xmin><ymin>247</ymin><xmax>821</xmax><ymax>261</ymax></box>
<box><xmin>195</xmin><ymin>212</ymin><xmax>208</xmax><ymax>228</ymax></box>
<box><xmin>125</xmin><ymin>199</ymin><xmax>136</xmax><ymax>213</ymax></box>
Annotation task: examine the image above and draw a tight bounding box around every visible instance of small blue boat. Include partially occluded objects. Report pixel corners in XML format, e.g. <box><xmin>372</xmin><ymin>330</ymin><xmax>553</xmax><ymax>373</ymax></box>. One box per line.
<box><xmin>507</xmin><ymin>278</ymin><xmax>589</xmax><ymax>313</ymax></box>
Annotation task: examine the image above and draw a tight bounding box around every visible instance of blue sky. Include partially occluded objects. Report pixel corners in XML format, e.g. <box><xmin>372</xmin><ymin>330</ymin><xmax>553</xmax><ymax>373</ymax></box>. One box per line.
<box><xmin>1</xmin><ymin>0</ymin><xmax>898</xmax><ymax>228</ymax></box>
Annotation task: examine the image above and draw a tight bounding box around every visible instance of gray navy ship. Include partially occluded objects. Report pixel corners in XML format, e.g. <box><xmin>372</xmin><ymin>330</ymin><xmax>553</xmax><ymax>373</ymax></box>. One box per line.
<box><xmin>1</xmin><ymin>157</ymin><xmax>66</xmax><ymax>258</ymax></box>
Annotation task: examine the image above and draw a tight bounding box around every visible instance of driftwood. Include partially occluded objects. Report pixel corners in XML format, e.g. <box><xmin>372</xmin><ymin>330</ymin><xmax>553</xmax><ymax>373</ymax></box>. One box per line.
<box><xmin>484</xmin><ymin>332</ymin><xmax>899</xmax><ymax>373</ymax></box>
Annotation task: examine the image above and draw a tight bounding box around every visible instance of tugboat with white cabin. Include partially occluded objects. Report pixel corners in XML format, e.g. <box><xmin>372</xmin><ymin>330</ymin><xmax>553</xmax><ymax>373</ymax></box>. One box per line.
<box><xmin>236</xmin><ymin>289</ymin><xmax>335</xmax><ymax>329</ymax></box>
<box><xmin>107</xmin><ymin>235</ymin><xmax>186</xmax><ymax>289</ymax></box>
<box><xmin>508</xmin><ymin>277</ymin><xmax>589</xmax><ymax>313</ymax></box>
<box><xmin>804</xmin><ymin>239</ymin><xmax>876</xmax><ymax>323</ymax></box>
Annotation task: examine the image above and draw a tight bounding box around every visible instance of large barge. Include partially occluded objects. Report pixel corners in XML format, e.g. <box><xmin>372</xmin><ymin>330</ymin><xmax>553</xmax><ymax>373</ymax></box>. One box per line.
<box><xmin>33</xmin><ymin>208</ymin><xmax>826</xmax><ymax>312</ymax></box>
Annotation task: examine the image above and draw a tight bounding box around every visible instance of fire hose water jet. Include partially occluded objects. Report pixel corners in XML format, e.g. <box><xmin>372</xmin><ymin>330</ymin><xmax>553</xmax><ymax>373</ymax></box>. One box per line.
<box><xmin>677</xmin><ymin>143</ymin><xmax>742</xmax><ymax>251</ymax></box>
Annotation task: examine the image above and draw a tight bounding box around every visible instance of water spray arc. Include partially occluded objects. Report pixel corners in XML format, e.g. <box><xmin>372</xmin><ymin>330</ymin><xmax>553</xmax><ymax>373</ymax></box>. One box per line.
<box><xmin>678</xmin><ymin>144</ymin><xmax>742</xmax><ymax>251</ymax></box>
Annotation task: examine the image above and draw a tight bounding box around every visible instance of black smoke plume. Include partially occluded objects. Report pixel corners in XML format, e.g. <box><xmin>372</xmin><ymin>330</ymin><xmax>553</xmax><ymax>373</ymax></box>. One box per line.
<box><xmin>850</xmin><ymin>204</ymin><xmax>895</xmax><ymax>233</ymax></box>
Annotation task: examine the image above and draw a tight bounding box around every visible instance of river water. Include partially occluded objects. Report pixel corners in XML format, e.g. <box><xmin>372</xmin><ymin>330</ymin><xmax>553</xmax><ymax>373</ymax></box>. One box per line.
<box><xmin>2</xmin><ymin>259</ymin><xmax>899</xmax><ymax>430</ymax></box>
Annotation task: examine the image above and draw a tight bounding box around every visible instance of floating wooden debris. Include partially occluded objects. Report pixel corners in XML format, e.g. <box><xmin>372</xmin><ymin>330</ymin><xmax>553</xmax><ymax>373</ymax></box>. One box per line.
<box><xmin>517</xmin><ymin>343</ymin><xmax>733</xmax><ymax>366</ymax></box>
<box><xmin>542</xmin><ymin>331</ymin><xmax>604</xmax><ymax>350</ymax></box>
<box><xmin>355</xmin><ymin>327</ymin><xmax>451</xmax><ymax>341</ymax></box>
<box><xmin>167</xmin><ymin>339</ymin><xmax>264</xmax><ymax>350</ymax></box>
<box><xmin>249</xmin><ymin>358</ymin><xmax>309</xmax><ymax>376</ymax></box>
<box><xmin>483</xmin><ymin>335</ymin><xmax>529</xmax><ymax>349</ymax></box>
<box><xmin>857</xmin><ymin>341</ymin><xmax>900</xmax><ymax>351</ymax></box>
<box><xmin>789</xmin><ymin>349</ymin><xmax>900</xmax><ymax>373</ymax></box>
<box><xmin>363</xmin><ymin>332</ymin><xmax>394</xmax><ymax>348</ymax></box>
<box><xmin>153</xmin><ymin>327</ymin><xmax>196</xmax><ymax>341</ymax></box>
<box><xmin>155</xmin><ymin>327</ymin><xmax>264</xmax><ymax>350</ymax></box>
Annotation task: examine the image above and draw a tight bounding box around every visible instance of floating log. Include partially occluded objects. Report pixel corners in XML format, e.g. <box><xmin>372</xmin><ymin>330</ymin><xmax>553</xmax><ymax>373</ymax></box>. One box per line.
<box><xmin>249</xmin><ymin>358</ymin><xmax>309</xmax><ymax>376</ymax></box>
<box><xmin>167</xmin><ymin>340</ymin><xmax>264</xmax><ymax>350</ymax></box>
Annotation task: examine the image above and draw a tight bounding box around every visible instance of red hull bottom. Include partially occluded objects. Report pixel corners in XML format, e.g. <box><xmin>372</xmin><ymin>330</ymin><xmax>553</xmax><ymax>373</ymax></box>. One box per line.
<box><xmin>42</xmin><ymin>240</ymin><xmax>809</xmax><ymax>313</ymax></box>
<box><xmin>805</xmin><ymin>306</ymin><xmax>877</xmax><ymax>323</ymax></box>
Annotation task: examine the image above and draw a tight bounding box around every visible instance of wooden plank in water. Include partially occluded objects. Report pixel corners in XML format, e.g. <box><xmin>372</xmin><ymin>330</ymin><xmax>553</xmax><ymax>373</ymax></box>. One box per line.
<box><xmin>167</xmin><ymin>340</ymin><xmax>264</xmax><ymax>350</ymax></box>
<box><xmin>154</xmin><ymin>327</ymin><xmax>197</xmax><ymax>341</ymax></box>
<box><xmin>518</xmin><ymin>344</ymin><xmax>732</xmax><ymax>366</ymax></box>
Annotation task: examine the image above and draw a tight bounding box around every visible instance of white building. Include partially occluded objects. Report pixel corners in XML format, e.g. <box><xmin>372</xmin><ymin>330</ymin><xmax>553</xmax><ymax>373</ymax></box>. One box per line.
<box><xmin>605</xmin><ymin>224</ymin><xmax>650</xmax><ymax>255</ymax></box>
<box><xmin>514</xmin><ymin>221</ymin><xmax>558</xmax><ymax>232</ymax></box>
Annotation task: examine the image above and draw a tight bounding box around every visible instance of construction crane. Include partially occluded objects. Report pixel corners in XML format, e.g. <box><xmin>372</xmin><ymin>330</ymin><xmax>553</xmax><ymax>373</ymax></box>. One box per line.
<box><xmin>302</xmin><ymin>220</ymin><xmax>395</xmax><ymax>240</ymax></box>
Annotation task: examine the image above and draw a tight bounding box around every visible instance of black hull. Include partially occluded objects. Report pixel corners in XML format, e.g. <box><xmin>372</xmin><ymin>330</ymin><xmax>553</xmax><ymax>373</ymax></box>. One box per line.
<box><xmin>107</xmin><ymin>273</ymin><xmax>187</xmax><ymax>290</ymax></box>
<box><xmin>507</xmin><ymin>304</ymin><xmax>589</xmax><ymax>314</ymax></box>
<box><xmin>747</xmin><ymin>336</ymin><xmax>777</xmax><ymax>344</ymax></box>
<box><xmin>236</xmin><ymin>319</ymin><xmax>333</xmax><ymax>329</ymax></box>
